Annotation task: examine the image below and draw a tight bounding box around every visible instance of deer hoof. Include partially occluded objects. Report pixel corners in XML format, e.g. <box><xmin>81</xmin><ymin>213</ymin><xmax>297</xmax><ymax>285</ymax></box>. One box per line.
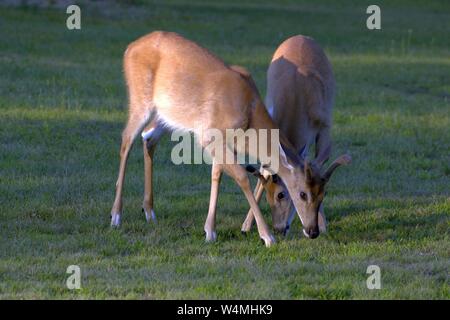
<box><xmin>142</xmin><ymin>208</ymin><xmax>156</xmax><ymax>223</ymax></box>
<box><xmin>260</xmin><ymin>234</ymin><xmax>276</xmax><ymax>247</ymax></box>
<box><xmin>110</xmin><ymin>213</ymin><xmax>121</xmax><ymax>227</ymax></box>
<box><xmin>205</xmin><ymin>230</ymin><xmax>217</xmax><ymax>242</ymax></box>
<box><xmin>241</xmin><ymin>221</ymin><xmax>252</xmax><ymax>233</ymax></box>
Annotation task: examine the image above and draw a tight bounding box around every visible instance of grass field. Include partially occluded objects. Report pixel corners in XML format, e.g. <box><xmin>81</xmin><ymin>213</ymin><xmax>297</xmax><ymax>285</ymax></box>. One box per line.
<box><xmin>0</xmin><ymin>0</ymin><xmax>449</xmax><ymax>299</ymax></box>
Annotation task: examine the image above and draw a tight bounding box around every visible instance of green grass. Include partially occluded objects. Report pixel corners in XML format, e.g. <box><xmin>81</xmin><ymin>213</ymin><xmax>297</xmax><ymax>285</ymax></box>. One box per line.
<box><xmin>0</xmin><ymin>0</ymin><xmax>449</xmax><ymax>299</ymax></box>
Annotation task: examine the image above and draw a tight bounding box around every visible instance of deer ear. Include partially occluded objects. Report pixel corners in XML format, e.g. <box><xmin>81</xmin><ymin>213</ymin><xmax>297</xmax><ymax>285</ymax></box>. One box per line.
<box><xmin>245</xmin><ymin>165</ymin><xmax>269</xmax><ymax>184</ymax></box>
<box><xmin>279</xmin><ymin>143</ymin><xmax>294</xmax><ymax>173</ymax></box>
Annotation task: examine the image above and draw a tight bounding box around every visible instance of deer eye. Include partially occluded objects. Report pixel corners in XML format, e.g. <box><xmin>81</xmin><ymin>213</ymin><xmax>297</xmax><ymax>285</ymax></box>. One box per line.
<box><xmin>300</xmin><ymin>191</ymin><xmax>307</xmax><ymax>201</ymax></box>
<box><xmin>277</xmin><ymin>192</ymin><xmax>285</xmax><ymax>200</ymax></box>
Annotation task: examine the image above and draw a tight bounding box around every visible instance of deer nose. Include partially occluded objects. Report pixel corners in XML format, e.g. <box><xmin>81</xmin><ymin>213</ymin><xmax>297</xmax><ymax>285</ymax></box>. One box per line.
<box><xmin>309</xmin><ymin>229</ymin><xmax>319</xmax><ymax>239</ymax></box>
<box><xmin>303</xmin><ymin>227</ymin><xmax>320</xmax><ymax>239</ymax></box>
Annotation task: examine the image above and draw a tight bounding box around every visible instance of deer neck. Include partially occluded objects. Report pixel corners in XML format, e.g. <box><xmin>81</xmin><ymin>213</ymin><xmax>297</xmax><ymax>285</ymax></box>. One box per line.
<box><xmin>249</xmin><ymin>100</ymin><xmax>298</xmax><ymax>172</ymax></box>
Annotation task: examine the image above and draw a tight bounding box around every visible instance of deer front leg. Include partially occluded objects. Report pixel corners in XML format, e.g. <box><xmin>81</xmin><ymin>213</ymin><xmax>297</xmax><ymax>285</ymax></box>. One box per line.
<box><xmin>318</xmin><ymin>202</ymin><xmax>327</xmax><ymax>233</ymax></box>
<box><xmin>204</xmin><ymin>161</ymin><xmax>223</xmax><ymax>242</ymax></box>
<box><xmin>223</xmin><ymin>164</ymin><xmax>275</xmax><ymax>247</ymax></box>
<box><xmin>241</xmin><ymin>179</ymin><xmax>264</xmax><ymax>233</ymax></box>
<box><xmin>315</xmin><ymin>126</ymin><xmax>331</xmax><ymax>163</ymax></box>
<box><xmin>315</xmin><ymin>127</ymin><xmax>330</xmax><ymax>233</ymax></box>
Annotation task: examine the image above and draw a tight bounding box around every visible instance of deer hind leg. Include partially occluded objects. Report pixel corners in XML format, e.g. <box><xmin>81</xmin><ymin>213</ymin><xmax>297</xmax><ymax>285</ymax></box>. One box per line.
<box><xmin>111</xmin><ymin>48</ymin><xmax>157</xmax><ymax>226</ymax></box>
<box><xmin>142</xmin><ymin>120</ymin><xmax>165</xmax><ymax>223</ymax></box>
<box><xmin>222</xmin><ymin>163</ymin><xmax>275</xmax><ymax>247</ymax></box>
<box><xmin>110</xmin><ymin>109</ymin><xmax>152</xmax><ymax>227</ymax></box>
<box><xmin>241</xmin><ymin>178</ymin><xmax>264</xmax><ymax>233</ymax></box>
<box><xmin>204</xmin><ymin>161</ymin><xmax>223</xmax><ymax>242</ymax></box>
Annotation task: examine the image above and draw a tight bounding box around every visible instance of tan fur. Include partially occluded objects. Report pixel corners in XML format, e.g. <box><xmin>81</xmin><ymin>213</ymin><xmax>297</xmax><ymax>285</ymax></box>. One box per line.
<box><xmin>267</xmin><ymin>35</ymin><xmax>334</xmax><ymax>151</ymax></box>
<box><xmin>242</xmin><ymin>35</ymin><xmax>350</xmax><ymax>237</ymax></box>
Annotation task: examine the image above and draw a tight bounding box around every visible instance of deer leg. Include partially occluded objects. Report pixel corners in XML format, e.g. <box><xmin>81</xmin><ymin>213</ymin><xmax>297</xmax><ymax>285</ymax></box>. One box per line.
<box><xmin>318</xmin><ymin>202</ymin><xmax>327</xmax><ymax>233</ymax></box>
<box><xmin>204</xmin><ymin>161</ymin><xmax>223</xmax><ymax>242</ymax></box>
<box><xmin>315</xmin><ymin>126</ymin><xmax>331</xmax><ymax>161</ymax></box>
<box><xmin>223</xmin><ymin>164</ymin><xmax>275</xmax><ymax>247</ymax></box>
<box><xmin>241</xmin><ymin>179</ymin><xmax>264</xmax><ymax>233</ymax></box>
<box><xmin>111</xmin><ymin>111</ymin><xmax>151</xmax><ymax>226</ymax></box>
<box><xmin>315</xmin><ymin>126</ymin><xmax>331</xmax><ymax>233</ymax></box>
<box><xmin>142</xmin><ymin>123</ymin><xmax>164</xmax><ymax>223</ymax></box>
<box><xmin>142</xmin><ymin>141</ymin><xmax>156</xmax><ymax>222</ymax></box>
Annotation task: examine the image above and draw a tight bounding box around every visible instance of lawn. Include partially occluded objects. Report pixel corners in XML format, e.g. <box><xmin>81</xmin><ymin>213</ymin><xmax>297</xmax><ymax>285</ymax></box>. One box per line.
<box><xmin>0</xmin><ymin>0</ymin><xmax>449</xmax><ymax>299</ymax></box>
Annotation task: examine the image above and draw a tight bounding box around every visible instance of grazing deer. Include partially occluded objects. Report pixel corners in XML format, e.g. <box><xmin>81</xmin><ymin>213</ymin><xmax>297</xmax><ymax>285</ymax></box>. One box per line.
<box><xmin>242</xmin><ymin>35</ymin><xmax>351</xmax><ymax>237</ymax></box>
<box><xmin>110</xmin><ymin>31</ymin><xmax>330</xmax><ymax>247</ymax></box>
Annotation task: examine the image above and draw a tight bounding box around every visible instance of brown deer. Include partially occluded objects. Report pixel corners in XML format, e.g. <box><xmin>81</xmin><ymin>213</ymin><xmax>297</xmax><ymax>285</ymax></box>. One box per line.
<box><xmin>110</xmin><ymin>31</ymin><xmax>333</xmax><ymax>246</ymax></box>
<box><xmin>242</xmin><ymin>35</ymin><xmax>351</xmax><ymax>237</ymax></box>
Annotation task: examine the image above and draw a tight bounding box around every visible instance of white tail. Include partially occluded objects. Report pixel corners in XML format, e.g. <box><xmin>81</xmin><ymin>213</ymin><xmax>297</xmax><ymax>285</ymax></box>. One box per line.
<box><xmin>242</xmin><ymin>35</ymin><xmax>351</xmax><ymax>238</ymax></box>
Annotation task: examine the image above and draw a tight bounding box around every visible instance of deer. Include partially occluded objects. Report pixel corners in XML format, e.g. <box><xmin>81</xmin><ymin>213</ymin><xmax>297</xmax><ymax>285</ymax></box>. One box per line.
<box><xmin>241</xmin><ymin>35</ymin><xmax>351</xmax><ymax>237</ymax></box>
<box><xmin>110</xmin><ymin>31</ymin><xmax>332</xmax><ymax>247</ymax></box>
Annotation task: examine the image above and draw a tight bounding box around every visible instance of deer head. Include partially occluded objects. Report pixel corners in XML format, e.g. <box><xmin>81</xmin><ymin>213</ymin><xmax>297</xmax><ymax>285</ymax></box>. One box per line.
<box><xmin>245</xmin><ymin>166</ymin><xmax>292</xmax><ymax>234</ymax></box>
<box><xmin>247</xmin><ymin>144</ymin><xmax>351</xmax><ymax>238</ymax></box>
